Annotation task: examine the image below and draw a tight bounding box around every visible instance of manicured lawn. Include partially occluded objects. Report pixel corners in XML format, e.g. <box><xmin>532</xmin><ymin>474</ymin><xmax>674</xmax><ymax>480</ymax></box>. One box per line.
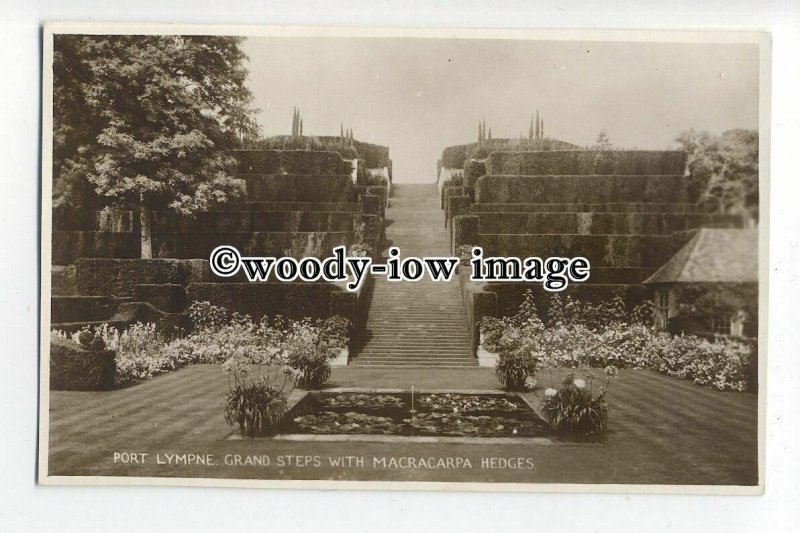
<box><xmin>46</xmin><ymin>365</ymin><xmax>758</xmax><ymax>485</ymax></box>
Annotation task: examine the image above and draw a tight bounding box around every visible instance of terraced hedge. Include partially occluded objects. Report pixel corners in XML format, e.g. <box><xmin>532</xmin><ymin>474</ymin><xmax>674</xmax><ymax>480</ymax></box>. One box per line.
<box><xmin>485</xmin><ymin>150</ymin><xmax>687</xmax><ymax>176</ymax></box>
<box><xmin>186</xmin><ymin>282</ymin><xmax>352</xmax><ymax>321</ymax></box>
<box><xmin>151</xmin><ymin>231</ymin><xmax>351</xmax><ymax>260</ymax></box>
<box><xmin>151</xmin><ymin>210</ymin><xmax>355</xmax><ymax>233</ymax></box>
<box><xmin>475</xmin><ymin>174</ymin><xmax>690</xmax><ymax>204</ymax></box>
<box><xmin>475</xmin><ymin>212</ymin><xmax>742</xmax><ymax>235</ymax></box>
<box><xmin>442</xmin><ymin>144</ymin><xmax>470</xmax><ymax>168</ymax></box>
<box><xmin>477</xmin><ymin>233</ymin><xmax>690</xmax><ymax>268</ymax></box>
<box><xmin>243</xmin><ymin>174</ymin><xmax>354</xmax><ymax>203</ymax></box>
<box><xmin>469</xmin><ymin>202</ymin><xmax>708</xmax><ymax>213</ymax></box>
<box><xmin>215</xmin><ymin>201</ymin><xmax>360</xmax><ymax>213</ymax></box>
<box><xmin>51</xmin><ymin>296</ymin><xmax>117</xmax><ymax>323</ymax></box>
<box><xmin>232</xmin><ymin>150</ymin><xmax>353</xmax><ymax>175</ymax></box>
<box><xmin>52</xmin><ymin>231</ymin><xmax>139</xmax><ymax>265</ymax></box>
<box><xmin>75</xmin><ymin>258</ymin><xmax>209</xmax><ymax>297</ymax></box>
<box><xmin>352</xmin><ymin>140</ymin><xmax>390</xmax><ymax>169</ymax></box>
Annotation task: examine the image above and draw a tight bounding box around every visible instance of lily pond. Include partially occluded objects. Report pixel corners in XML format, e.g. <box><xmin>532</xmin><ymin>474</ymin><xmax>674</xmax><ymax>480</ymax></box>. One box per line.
<box><xmin>286</xmin><ymin>392</ymin><xmax>549</xmax><ymax>438</ymax></box>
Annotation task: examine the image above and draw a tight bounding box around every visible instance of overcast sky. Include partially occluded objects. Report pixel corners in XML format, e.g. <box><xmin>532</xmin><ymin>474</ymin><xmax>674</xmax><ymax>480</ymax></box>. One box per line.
<box><xmin>242</xmin><ymin>37</ymin><xmax>759</xmax><ymax>183</ymax></box>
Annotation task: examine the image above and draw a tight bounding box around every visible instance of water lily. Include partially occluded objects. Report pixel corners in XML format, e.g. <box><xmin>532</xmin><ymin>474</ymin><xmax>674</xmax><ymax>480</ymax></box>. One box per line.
<box><xmin>544</xmin><ymin>388</ymin><xmax>558</xmax><ymax>397</ymax></box>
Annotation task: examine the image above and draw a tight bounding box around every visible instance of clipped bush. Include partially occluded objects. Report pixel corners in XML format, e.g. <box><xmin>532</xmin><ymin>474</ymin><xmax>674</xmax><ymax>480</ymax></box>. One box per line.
<box><xmin>49</xmin><ymin>334</ymin><xmax>116</xmax><ymax>391</ymax></box>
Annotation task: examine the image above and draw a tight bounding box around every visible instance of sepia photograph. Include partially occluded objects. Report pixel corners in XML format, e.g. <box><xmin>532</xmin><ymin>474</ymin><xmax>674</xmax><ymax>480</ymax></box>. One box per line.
<box><xmin>39</xmin><ymin>24</ymin><xmax>766</xmax><ymax>493</ymax></box>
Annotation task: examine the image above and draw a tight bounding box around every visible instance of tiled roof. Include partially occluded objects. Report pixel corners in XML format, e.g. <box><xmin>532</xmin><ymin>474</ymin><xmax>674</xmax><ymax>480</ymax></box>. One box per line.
<box><xmin>643</xmin><ymin>228</ymin><xmax>758</xmax><ymax>285</ymax></box>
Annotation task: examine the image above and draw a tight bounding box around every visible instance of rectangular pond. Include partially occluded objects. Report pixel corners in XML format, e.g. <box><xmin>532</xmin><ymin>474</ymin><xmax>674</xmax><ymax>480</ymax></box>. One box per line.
<box><xmin>285</xmin><ymin>391</ymin><xmax>549</xmax><ymax>438</ymax></box>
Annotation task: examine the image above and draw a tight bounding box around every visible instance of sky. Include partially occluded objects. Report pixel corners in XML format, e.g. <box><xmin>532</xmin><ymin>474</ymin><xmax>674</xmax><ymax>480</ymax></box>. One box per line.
<box><xmin>242</xmin><ymin>37</ymin><xmax>759</xmax><ymax>183</ymax></box>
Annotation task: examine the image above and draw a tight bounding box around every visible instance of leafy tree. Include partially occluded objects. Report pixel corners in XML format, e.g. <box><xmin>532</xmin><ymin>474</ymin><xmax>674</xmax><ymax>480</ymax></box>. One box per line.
<box><xmin>53</xmin><ymin>35</ymin><xmax>258</xmax><ymax>257</ymax></box>
<box><xmin>675</xmin><ymin>129</ymin><xmax>759</xmax><ymax>221</ymax></box>
<box><xmin>592</xmin><ymin>129</ymin><xmax>612</xmax><ymax>150</ymax></box>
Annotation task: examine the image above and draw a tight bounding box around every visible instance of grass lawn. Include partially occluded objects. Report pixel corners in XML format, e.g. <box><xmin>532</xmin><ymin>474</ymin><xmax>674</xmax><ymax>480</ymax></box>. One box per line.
<box><xmin>45</xmin><ymin>365</ymin><xmax>758</xmax><ymax>486</ymax></box>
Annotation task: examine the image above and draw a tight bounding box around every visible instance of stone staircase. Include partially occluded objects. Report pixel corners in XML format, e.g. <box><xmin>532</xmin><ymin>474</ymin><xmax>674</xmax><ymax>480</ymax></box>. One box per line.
<box><xmin>352</xmin><ymin>183</ymin><xmax>476</xmax><ymax>367</ymax></box>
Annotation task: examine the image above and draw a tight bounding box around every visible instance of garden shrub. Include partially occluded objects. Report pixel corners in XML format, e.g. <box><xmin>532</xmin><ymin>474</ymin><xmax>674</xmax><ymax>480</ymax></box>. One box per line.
<box><xmin>49</xmin><ymin>334</ymin><xmax>116</xmax><ymax>391</ymax></box>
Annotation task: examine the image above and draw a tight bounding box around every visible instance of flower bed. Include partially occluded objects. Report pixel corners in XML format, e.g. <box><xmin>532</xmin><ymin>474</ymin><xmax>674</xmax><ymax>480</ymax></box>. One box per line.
<box><xmin>52</xmin><ymin>301</ymin><xmax>352</xmax><ymax>387</ymax></box>
<box><xmin>482</xmin><ymin>292</ymin><xmax>755</xmax><ymax>392</ymax></box>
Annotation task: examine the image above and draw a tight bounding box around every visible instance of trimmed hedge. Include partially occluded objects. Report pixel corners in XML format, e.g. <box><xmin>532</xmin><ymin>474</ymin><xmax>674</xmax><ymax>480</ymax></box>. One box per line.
<box><xmin>252</xmin><ymin>136</ymin><xmax>359</xmax><ymax>160</ymax></box>
<box><xmin>52</xmin><ymin>231</ymin><xmax>139</xmax><ymax>265</ymax></box>
<box><xmin>475</xmin><ymin>212</ymin><xmax>742</xmax><ymax>235</ymax></box>
<box><xmin>463</xmin><ymin>160</ymin><xmax>486</xmax><ymax>187</ymax></box>
<box><xmin>186</xmin><ymin>282</ymin><xmax>350</xmax><ymax>322</ymax></box>
<box><xmin>470</xmin><ymin>202</ymin><xmax>706</xmax><ymax>213</ymax></box>
<box><xmin>214</xmin><ymin>201</ymin><xmax>360</xmax><ymax>213</ymax></box>
<box><xmin>465</xmin><ymin>138</ymin><xmax>579</xmax><ymax>162</ymax></box>
<box><xmin>151</xmin><ymin>210</ymin><xmax>355</xmax><ymax>233</ymax></box>
<box><xmin>232</xmin><ymin>150</ymin><xmax>354</xmax><ymax>175</ymax></box>
<box><xmin>75</xmin><ymin>258</ymin><xmax>209</xmax><ymax>297</ymax></box>
<box><xmin>442</xmin><ymin>144</ymin><xmax>470</xmax><ymax>169</ymax></box>
<box><xmin>50</xmin><ymin>337</ymin><xmax>115</xmax><ymax>391</ymax></box>
<box><xmin>134</xmin><ymin>284</ymin><xmax>187</xmax><ymax>313</ymax></box>
<box><xmin>51</xmin><ymin>296</ymin><xmax>117</xmax><ymax>323</ymax></box>
<box><xmin>477</xmin><ymin>233</ymin><xmax>689</xmax><ymax>268</ymax></box>
<box><xmin>353</xmin><ymin>214</ymin><xmax>382</xmax><ymax>252</ymax></box>
<box><xmin>52</xmin><ymin>265</ymin><xmax>77</xmax><ymax>296</ymax></box>
<box><xmin>485</xmin><ymin>150</ymin><xmax>687</xmax><ymax>176</ymax></box>
<box><xmin>475</xmin><ymin>174</ymin><xmax>689</xmax><ymax>204</ymax></box>
<box><xmin>243</xmin><ymin>174</ymin><xmax>355</xmax><ymax>203</ymax></box>
<box><xmin>151</xmin><ymin>231</ymin><xmax>351</xmax><ymax>260</ymax></box>
<box><xmin>352</xmin><ymin>140</ymin><xmax>390</xmax><ymax>169</ymax></box>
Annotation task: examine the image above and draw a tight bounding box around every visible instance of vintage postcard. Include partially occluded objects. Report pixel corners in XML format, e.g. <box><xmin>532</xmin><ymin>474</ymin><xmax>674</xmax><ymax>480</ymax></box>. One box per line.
<box><xmin>39</xmin><ymin>23</ymin><xmax>768</xmax><ymax>493</ymax></box>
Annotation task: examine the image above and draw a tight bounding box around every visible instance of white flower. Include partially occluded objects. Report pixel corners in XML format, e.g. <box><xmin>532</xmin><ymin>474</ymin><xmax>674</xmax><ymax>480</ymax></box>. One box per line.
<box><xmin>544</xmin><ymin>388</ymin><xmax>558</xmax><ymax>397</ymax></box>
<box><xmin>524</xmin><ymin>376</ymin><xmax>537</xmax><ymax>390</ymax></box>
<box><xmin>573</xmin><ymin>379</ymin><xmax>586</xmax><ymax>389</ymax></box>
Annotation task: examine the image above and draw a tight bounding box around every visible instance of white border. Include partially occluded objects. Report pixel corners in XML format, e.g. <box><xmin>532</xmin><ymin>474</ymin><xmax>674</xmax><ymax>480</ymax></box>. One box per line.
<box><xmin>37</xmin><ymin>23</ymin><xmax>769</xmax><ymax>497</ymax></box>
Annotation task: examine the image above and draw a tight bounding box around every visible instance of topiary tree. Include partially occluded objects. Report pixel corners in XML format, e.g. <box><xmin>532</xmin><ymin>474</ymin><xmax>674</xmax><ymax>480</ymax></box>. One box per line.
<box><xmin>53</xmin><ymin>35</ymin><xmax>259</xmax><ymax>258</ymax></box>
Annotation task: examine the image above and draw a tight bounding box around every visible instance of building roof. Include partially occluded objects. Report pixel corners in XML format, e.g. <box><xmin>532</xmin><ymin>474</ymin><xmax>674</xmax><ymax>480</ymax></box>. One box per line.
<box><xmin>643</xmin><ymin>228</ymin><xmax>759</xmax><ymax>285</ymax></box>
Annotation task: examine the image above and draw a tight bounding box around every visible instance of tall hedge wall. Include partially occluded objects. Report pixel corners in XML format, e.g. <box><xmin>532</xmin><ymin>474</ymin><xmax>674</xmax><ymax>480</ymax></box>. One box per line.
<box><xmin>243</xmin><ymin>174</ymin><xmax>355</xmax><ymax>203</ymax></box>
<box><xmin>151</xmin><ymin>210</ymin><xmax>355</xmax><ymax>233</ymax></box>
<box><xmin>186</xmin><ymin>282</ymin><xmax>350</xmax><ymax>321</ymax></box>
<box><xmin>477</xmin><ymin>233</ymin><xmax>689</xmax><ymax>268</ymax></box>
<box><xmin>442</xmin><ymin>144</ymin><xmax>470</xmax><ymax>169</ymax></box>
<box><xmin>352</xmin><ymin>140</ymin><xmax>391</xmax><ymax>169</ymax></box>
<box><xmin>52</xmin><ymin>231</ymin><xmax>139</xmax><ymax>265</ymax></box>
<box><xmin>75</xmin><ymin>258</ymin><xmax>209</xmax><ymax>297</ymax></box>
<box><xmin>216</xmin><ymin>201</ymin><xmax>360</xmax><ymax>213</ymax></box>
<box><xmin>475</xmin><ymin>212</ymin><xmax>742</xmax><ymax>235</ymax></box>
<box><xmin>475</xmin><ymin>174</ymin><xmax>689</xmax><ymax>205</ymax></box>
<box><xmin>470</xmin><ymin>202</ymin><xmax>707</xmax><ymax>214</ymax></box>
<box><xmin>151</xmin><ymin>231</ymin><xmax>351</xmax><ymax>260</ymax></box>
<box><xmin>485</xmin><ymin>150</ymin><xmax>687</xmax><ymax>176</ymax></box>
<box><xmin>232</xmin><ymin>150</ymin><xmax>354</xmax><ymax>175</ymax></box>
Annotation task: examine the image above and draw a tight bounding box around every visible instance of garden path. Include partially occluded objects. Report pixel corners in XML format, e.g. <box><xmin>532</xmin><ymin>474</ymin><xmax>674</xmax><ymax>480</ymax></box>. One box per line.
<box><xmin>353</xmin><ymin>183</ymin><xmax>475</xmax><ymax>367</ymax></box>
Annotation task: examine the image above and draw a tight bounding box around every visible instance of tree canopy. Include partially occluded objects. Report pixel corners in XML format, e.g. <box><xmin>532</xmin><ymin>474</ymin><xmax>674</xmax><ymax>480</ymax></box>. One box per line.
<box><xmin>676</xmin><ymin>129</ymin><xmax>759</xmax><ymax>222</ymax></box>
<box><xmin>53</xmin><ymin>35</ymin><xmax>258</xmax><ymax>215</ymax></box>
